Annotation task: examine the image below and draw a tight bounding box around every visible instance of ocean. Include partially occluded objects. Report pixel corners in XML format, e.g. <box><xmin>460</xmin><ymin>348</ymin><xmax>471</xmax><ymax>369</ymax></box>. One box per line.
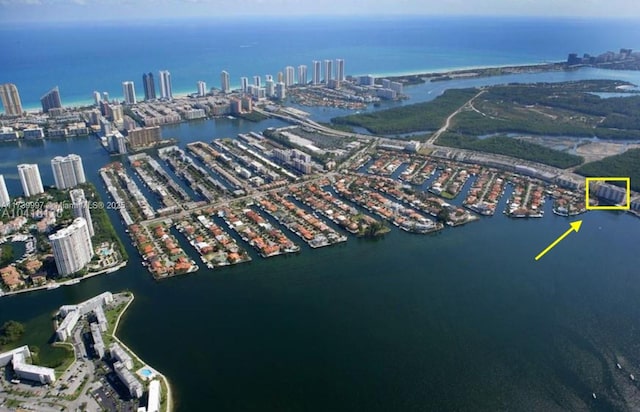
<box><xmin>1</xmin><ymin>16</ymin><xmax>640</xmax><ymax>411</ymax></box>
<box><xmin>2</xmin><ymin>16</ymin><xmax>640</xmax><ymax>110</ymax></box>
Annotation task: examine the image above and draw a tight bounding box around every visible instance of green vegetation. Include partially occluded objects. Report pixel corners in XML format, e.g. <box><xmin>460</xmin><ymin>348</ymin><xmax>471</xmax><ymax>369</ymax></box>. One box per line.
<box><xmin>380</xmin><ymin>75</ymin><xmax>425</xmax><ymax>86</ymax></box>
<box><xmin>436</xmin><ymin>209</ymin><xmax>450</xmax><ymax>223</ymax></box>
<box><xmin>437</xmin><ymin>133</ymin><xmax>584</xmax><ymax>169</ymax></box>
<box><xmin>450</xmin><ymin>81</ymin><xmax>640</xmax><ymax>139</ymax></box>
<box><xmin>575</xmin><ymin>148</ymin><xmax>640</xmax><ymax>192</ymax></box>
<box><xmin>332</xmin><ymin>88</ymin><xmax>479</xmax><ymax>134</ymax></box>
<box><xmin>361</xmin><ymin>221</ymin><xmax>390</xmax><ymax>238</ymax></box>
<box><xmin>0</xmin><ymin>320</ymin><xmax>25</xmax><ymax>347</ymax></box>
<box><xmin>237</xmin><ymin>111</ymin><xmax>269</xmax><ymax>122</ymax></box>
<box><xmin>29</xmin><ymin>343</ymin><xmax>74</xmax><ymax>372</ymax></box>
<box><xmin>103</xmin><ymin>302</ymin><xmax>126</xmax><ymax>347</ymax></box>
<box><xmin>319</xmin><ymin>122</ymin><xmax>355</xmax><ymax>133</ymax></box>
<box><xmin>0</xmin><ymin>243</ymin><xmax>14</xmax><ymax>266</ymax></box>
<box><xmin>334</xmin><ymin>80</ymin><xmax>640</xmax><ymax>140</ymax></box>
<box><xmin>80</xmin><ymin>183</ymin><xmax>128</xmax><ymax>261</ymax></box>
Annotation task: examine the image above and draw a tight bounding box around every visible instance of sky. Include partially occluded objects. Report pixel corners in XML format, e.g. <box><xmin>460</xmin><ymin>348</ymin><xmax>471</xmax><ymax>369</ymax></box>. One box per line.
<box><xmin>1</xmin><ymin>0</ymin><xmax>640</xmax><ymax>23</ymax></box>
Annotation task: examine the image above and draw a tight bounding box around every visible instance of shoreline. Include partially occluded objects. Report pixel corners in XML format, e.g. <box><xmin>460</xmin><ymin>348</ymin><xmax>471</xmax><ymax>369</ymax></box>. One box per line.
<box><xmin>0</xmin><ymin>260</ymin><xmax>128</xmax><ymax>298</ymax></box>
<box><xmin>14</xmin><ymin>61</ymin><xmax>605</xmax><ymax>114</ymax></box>
<box><xmin>113</xmin><ymin>292</ymin><xmax>174</xmax><ymax>412</ymax></box>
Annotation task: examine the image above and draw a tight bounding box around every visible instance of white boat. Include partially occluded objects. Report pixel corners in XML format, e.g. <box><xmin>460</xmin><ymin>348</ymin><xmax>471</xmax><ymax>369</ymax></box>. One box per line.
<box><xmin>47</xmin><ymin>284</ymin><xmax>61</xmax><ymax>290</ymax></box>
<box><xmin>630</xmin><ymin>374</ymin><xmax>635</xmax><ymax>381</ymax></box>
<box><xmin>592</xmin><ymin>393</ymin><xmax>597</xmax><ymax>399</ymax></box>
<box><xmin>617</xmin><ymin>363</ymin><xmax>622</xmax><ymax>369</ymax></box>
<box><xmin>64</xmin><ymin>279</ymin><xmax>81</xmax><ymax>286</ymax></box>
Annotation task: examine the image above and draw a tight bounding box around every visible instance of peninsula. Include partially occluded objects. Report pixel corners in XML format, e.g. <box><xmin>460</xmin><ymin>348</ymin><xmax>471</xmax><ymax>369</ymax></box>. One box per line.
<box><xmin>0</xmin><ymin>291</ymin><xmax>172</xmax><ymax>412</ymax></box>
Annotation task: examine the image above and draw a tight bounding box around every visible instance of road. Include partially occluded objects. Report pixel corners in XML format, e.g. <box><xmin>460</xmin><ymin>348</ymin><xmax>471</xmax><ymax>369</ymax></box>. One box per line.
<box><xmin>426</xmin><ymin>89</ymin><xmax>486</xmax><ymax>145</ymax></box>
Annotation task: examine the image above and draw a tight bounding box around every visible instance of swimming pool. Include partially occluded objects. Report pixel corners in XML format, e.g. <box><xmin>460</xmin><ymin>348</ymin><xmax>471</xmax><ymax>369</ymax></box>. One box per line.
<box><xmin>140</xmin><ymin>368</ymin><xmax>153</xmax><ymax>378</ymax></box>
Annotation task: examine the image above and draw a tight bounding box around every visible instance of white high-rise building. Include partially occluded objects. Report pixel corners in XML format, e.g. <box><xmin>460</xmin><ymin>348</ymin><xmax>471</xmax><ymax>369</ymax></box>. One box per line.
<box><xmin>335</xmin><ymin>59</ymin><xmax>345</xmax><ymax>82</ymax></box>
<box><xmin>240</xmin><ymin>77</ymin><xmax>249</xmax><ymax>93</ymax></box>
<box><xmin>265</xmin><ymin>74</ymin><xmax>273</xmax><ymax>82</ymax></box>
<box><xmin>253</xmin><ymin>75</ymin><xmax>261</xmax><ymax>88</ymax></box>
<box><xmin>51</xmin><ymin>154</ymin><xmax>86</xmax><ymax>190</ymax></box>
<box><xmin>312</xmin><ymin>60</ymin><xmax>321</xmax><ymax>85</ymax></box>
<box><xmin>17</xmin><ymin>164</ymin><xmax>44</xmax><ymax>198</ymax></box>
<box><xmin>70</xmin><ymin>189</ymin><xmax>94</xmax><ymax>237</ymax></box>
<box><xmin>121</xmin><ymin>82</ymin><xmax>136</xmax><ymax>105</ymax></box>
<box><xmin>197</xmin><ymin>81</ymin><xmax>207</xmax><ymax>97</ymax></box>
<box><xmin>297</xmin><ymin>65</ymin><xmax>308</xmax><ymax>85</ymax></box>
<box><xmin>49</xmin><ymin>217</ymin><xmax>94</xmax><ymax>277</ymax></box>
<box><xmin>265</xmin><ymin>79</ymin><xmax>275</xmax><ymax>98</ymax></box>
<box><xmin>284</xmin><ymin>66</ymin><xmax>295</xmax><ymax>87</ymax></box>
<box><xmin>0</xmin><ymin>175</ymin><xmax>10</xmax><ymax>207</ymax></box>
<box><xmin>159</xmin><ymin>70</ymin><xmax>173</xmax><ymax>100</ymax></box>
<box><xmin>220</xmin><ymin>70</ymin><xmax>230</xmax><ymax>94</ymax></box>
<box><xmin>93</xmin><ymin>91</ymin><xmax>101</xmax><ymax>106</ymax></box>
<box><xmin>324</xmin><ymin>60</ymin><xmax>333</xmax><ymax>84</ymax></box>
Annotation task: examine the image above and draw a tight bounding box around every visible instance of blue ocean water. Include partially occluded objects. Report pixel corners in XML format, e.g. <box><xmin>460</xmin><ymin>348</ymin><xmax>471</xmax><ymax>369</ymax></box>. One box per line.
<box><xmin>1</xmin><ymin>16</ymin><xmax>640</xmax><ymax>110</ymax></box>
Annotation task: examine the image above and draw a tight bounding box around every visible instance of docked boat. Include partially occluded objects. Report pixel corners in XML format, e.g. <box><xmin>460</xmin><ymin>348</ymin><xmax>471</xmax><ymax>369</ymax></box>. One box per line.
<box><xmin>47</xmin><ymin>284</ymin><xmax>61</xmax><ymax>290</ymax></box>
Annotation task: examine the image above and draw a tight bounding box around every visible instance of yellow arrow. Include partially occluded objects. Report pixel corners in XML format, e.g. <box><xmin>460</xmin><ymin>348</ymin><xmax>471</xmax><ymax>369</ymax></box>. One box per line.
<box><xmin>535</xmin><ymin>220</ymin><xmax>583</xmax><ymax>261</ymax></box>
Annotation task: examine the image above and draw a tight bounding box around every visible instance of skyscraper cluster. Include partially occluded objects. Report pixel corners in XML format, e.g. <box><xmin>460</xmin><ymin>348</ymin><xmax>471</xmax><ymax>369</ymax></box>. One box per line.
<box><xmin>51</xmin><ymin>154</ymin><xmax>86</xmax><ymax>190</ymax></box>
<box><xmin>119</xmin><ymin>70</ymin><xmax>172</xmax><ymax>104</ymax></box>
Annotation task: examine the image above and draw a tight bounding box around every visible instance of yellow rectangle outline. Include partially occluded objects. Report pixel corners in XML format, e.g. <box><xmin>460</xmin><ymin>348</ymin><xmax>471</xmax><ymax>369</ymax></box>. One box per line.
<box><xmin>585</xmin><ymin>177</ymin><xmax>631</xmax><ymax>210</ymax></box>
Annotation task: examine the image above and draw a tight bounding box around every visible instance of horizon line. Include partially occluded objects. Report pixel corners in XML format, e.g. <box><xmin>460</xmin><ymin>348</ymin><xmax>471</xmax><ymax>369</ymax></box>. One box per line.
<box><xmin>3</xmin><ymin>14</ymin><xmax>640</xmax><ymax>26</ymax></box>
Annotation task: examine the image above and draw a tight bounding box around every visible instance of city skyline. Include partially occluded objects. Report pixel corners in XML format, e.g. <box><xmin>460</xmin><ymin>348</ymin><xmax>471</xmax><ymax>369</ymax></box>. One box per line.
<box><xmin>2</xmin><ymin>0</ymin><xmax>640</xmax><ymax>23</ymax></box>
